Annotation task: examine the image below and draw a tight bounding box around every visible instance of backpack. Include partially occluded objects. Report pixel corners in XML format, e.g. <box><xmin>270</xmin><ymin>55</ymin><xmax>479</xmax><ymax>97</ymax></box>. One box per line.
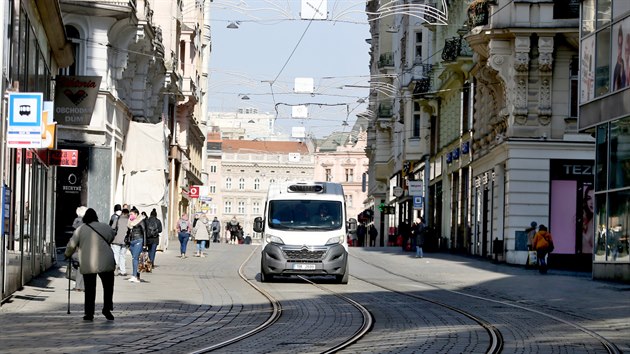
<box><xmin>147</xmin><ymin>218</ymin><xmax>160</xmax><ymax>237</ymax></box>
<box><xmin>179</xmin><ymin>219</ymin><xmax>188</xmax><ymax>232</ymax></box>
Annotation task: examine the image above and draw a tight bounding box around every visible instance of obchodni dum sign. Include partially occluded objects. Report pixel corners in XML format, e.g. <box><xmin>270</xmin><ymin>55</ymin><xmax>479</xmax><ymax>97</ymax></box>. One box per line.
<box><xmin>54</xmin><ymin>76</ymin><xmax>101</xmax><ymax>125</ymax></box>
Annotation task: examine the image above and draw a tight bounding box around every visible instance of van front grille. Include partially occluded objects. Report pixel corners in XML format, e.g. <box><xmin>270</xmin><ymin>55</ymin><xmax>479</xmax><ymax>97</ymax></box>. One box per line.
<box><xmin>283</xmin><ymin>249</ymin><xmax>326</xmax><ymax>261</ymax></box>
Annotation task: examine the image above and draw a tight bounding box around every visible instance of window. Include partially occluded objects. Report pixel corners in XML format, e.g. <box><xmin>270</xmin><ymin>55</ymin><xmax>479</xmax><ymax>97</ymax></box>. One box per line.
<box><xmin>462</xmin><ymin>81</ymin><xmax>472</xmax><ymax>132</ymax></box>
<box><xmin>209</xmin><ymin>183</ymin><xmax>216</xmax><ymax>194</ymax></box>
<box><xmin>413</xmin><ymin>102</ymin><xmax>421</xmax><ymax>138</ymax></box>
<box><xmin>254</xmin><ymin>178</ymin><xmax>260</xmax><ymax>190</ymax></box>
<box><xmin>253</xmin><ymin>201</ymin><xmax>261</xmax><ymax>214</ymax></box>
<box><xmin>210</xmin><ymin>204</ymin><xmax>217</xmax><ymax>215</ymax></box>
<box><xmin>594</xmin><ymin>27</ymin><xmax>610</xmax><ymax>98</ymax></box>
<box><xmin>414</xmin><ymin>31</ymin><xmax>423</xmax><ymax>63</ymax></box>
<box><xmin>225</xmin><ymin>177</ymin><xmax>232</xmax><ymax>190</ymax></box>
<box><xmin>61</xmin><ymin>25</ymin><xmax>82</xmax><ymax>76</ymax></box>
<box><xmin>325</xmin><ymin>169</ymin><xmax>332</xmax><ymax>182</ymax></box>
<box><xmin>224</xmin><ymin>201</ymin><xmax>232</xmax><ymax>213</ymax></box>
<box><xmin>238</xmin><ymin>201</ymin><xmax>246</xmax><ymax>214</ymax></box>
<box><xmin>346</xmin><ymin>194</ymin><xmax>353</xmax><ymax>207</ymax></box>
<box><xmin>553</xmin><ymin>0</ymin><xmax>580</xmax><ymax>19</ymax></box>
<box><xmin>345</xmin><ymin>169</ymin><xmax>354</xmax><ymax>182</ymax></box>
<box><xmin>238</xmin><ymin>178</ymin><xmax>245</xmax><ymax>190</ymax></box>
<box><xmin>569</xmin><ymin>57</ymin><xmax>578</xmax><ymax>118</ymax></box>
<box><xmin>210</xmin><ymin>165</ymin><xmax>217</xmax><ymax>173</ymax></box>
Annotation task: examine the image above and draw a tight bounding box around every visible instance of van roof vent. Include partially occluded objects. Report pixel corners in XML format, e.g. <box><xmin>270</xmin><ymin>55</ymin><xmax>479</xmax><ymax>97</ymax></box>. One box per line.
<box><xmin>288</xmin><ymin>184</ymin><xmax>324</xmax><ymax>193</ymax></box>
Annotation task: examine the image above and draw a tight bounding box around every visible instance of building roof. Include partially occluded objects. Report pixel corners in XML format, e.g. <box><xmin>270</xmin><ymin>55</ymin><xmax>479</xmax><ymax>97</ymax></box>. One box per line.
<box><xmin>222</xmin><ymin>140</ymin><xmax>310</xmax><ymax>154</ymax></box>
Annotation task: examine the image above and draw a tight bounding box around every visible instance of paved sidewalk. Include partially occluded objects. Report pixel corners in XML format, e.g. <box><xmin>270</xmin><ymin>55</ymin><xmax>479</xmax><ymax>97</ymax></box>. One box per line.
<box><xmin>0</xmin><ymin>244</ymin><xmax>260</xmax><ymax>354</ymax></box>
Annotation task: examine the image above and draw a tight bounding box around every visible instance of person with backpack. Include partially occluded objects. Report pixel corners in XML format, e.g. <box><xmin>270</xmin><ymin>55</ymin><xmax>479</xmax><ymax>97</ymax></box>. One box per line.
<box><xmin>192</xmin><ymin>213</ymin><xmax>211</xmax><ymax>257</ymax></box>
<box><xmin>532</xmin><ymin>224</ymin><xmax>555</xmax><ymax>274</ymax></box>
<box><xmin>111</xmin><ymin>208</ymin><xmax>129</xmax><ymax>276</ymax></box>
<box><xmin>177</xmin><ymin>213</ymin><xmax>192</xmax><ymax>258</ymax></box>
<box><xmin>109</xmin><ymin>204</ymin><xmax>121</xmax><ymax>232</ymax></box>
<box><xmin>145</xmin><ymin>208</ymin><xmax>162</xmax><ymax>267</ymax></box>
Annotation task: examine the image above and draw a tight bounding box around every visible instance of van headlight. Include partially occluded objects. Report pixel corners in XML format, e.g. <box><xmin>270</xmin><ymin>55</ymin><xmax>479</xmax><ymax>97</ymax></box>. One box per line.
<box><xmin>266</xmin><ymin>235</ymin><xmax>285</xmax><ymax>245</ymax></box>
<box><xmin>326</xmin><ymin>235</ymin><xmax>345</xmax><ymax>245</ymax></box>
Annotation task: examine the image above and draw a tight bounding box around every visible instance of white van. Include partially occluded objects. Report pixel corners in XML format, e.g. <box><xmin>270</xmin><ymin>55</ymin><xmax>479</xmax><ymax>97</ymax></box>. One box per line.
<box><xmin>253</xmin><ymin>181</ymin><xmax>357</xmax><ymax>284</ymax></box>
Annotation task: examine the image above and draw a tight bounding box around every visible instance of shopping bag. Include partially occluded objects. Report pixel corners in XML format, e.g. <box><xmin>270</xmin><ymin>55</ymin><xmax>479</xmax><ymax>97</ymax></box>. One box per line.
<box><xmin>138</xmin><ymin>251</ymin><xmax>152</xmax><ymax>273</ymax></box>
<box><xmin>527</xmin><ymin>251</ymin><xmax>537</xmax><ymax>266</ymax></box>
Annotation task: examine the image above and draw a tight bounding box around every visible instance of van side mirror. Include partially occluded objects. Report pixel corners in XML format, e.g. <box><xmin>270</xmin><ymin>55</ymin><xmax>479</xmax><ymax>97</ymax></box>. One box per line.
<box><xmin>347</xmin><ymin>218</ymin><xmax>357</xmax><ymax>233</ymax></box>
<box><xmin>253</xmin><ymin>217</ymin><xmax>264</xmax><ymax>233</ymax></box>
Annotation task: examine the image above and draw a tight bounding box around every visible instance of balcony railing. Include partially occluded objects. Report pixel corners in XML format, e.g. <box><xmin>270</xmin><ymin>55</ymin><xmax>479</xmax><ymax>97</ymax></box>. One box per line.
<box><xmin>442</xmin><ymin>37</ymin><xmax>461</xmax><ymax>62</ymax></box>
<box><xmin>413</xmin><ymin>78</ymin><xmax>431</xmax><ymax>97</ymax></box>
<box><xmin>468</xmin><ymin>0</ymin><xmax>490</xmax><ymax>28</ymax></box>
<box><xmin>378</xmin><ymin>103</ymin><xmax>393</xmax><ymax>118</ymax></box>
<box><xmin>378</xmin><ymin>52</ymin><xmax>394</xmax><ymax>68</ymax></box>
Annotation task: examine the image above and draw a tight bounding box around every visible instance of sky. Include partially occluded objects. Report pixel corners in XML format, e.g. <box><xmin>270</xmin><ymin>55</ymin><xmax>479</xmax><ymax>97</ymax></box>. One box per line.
<box><xmin>208</xmin><ymin>0</ymin><xmax>372</xmax><ymax>138</ymax></box>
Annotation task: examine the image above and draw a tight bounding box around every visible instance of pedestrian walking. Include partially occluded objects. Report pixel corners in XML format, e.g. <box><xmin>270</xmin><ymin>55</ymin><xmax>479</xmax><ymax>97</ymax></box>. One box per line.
<box><xmin>192</xmin><ymin>213</ymin><xmax>211</xmax><ymax>257</ymax></box>
<box><xmin>145</xmin><ymin>208</ymin><xmax>162</xmax><ymax>267</ymax></box>
<box><xmin>111</xmin><ymin>208</ymin><xmax>129</xmax><ymax>276</ymax></box>
<box><xmin>211</xmin><ymin>216</ymin><xmax>221</xmax><ymax>243</ymax></box>
<box><xmin>399</xmin><ymin>220</ymin><xmax>411</xmax><ymax>251</ymax></box>
<box><xmin>532</xmin><ymin>224</ymin><xmax>555</xmax><ymax>274</ymax></box>
<box><xmin>357</xmin><ymin>223</ymin><xmax>367</xmax><ymax>247</ymax></box>
<box><xmin>71</xmin><ymin>206</ymin><xmax>87</xmax><ymax>292</ymax></box>
<box><xmin>127</xmin><ymin>207</ymin><xmax>147</xmax><ymax>283</ymax></box>
<box><xmin>64</xmin><ymin>208</ymin><xmax>116</xmax><ymax>321</ymax></box>
<box><xmin>109</xmin><ymin>204</ymin><xmax>121</xmax><ymax>231</ymax></box>
<box><xmin>177</xmin><ymin>213</ymin><xmax>192</xmax><ymax>258</ymax></box>
<box><xmin>368</xmin><ymin>224</ymin><xmax>378</xmax><ymax>247</ymax></box>
<box><xmin>413</xmin><ymin>217</ymin><xmax>426</xmax><ymax>258</ymax></box>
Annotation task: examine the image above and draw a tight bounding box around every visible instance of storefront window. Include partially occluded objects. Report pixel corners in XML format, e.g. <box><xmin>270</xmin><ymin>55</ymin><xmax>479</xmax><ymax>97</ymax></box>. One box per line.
<box><xmin>609</xmin><ymin>116</ymin><xmax>630</xmax><ymax>188</ymax></box>
<box><xmin>596</xmin><ymin>125</ymin><xmax>608</xmax><ymax>191</ymax></box>
<box><xmin>582</xmin><ymin>0</ymin><xmax>596</xmax><ymax>36</ymax></box>
<box><xmin>607</xmin><ymin>191</ymin><xmax>630</xmax><ymax>262</ymax></box>
<box><xmin>597</xmin><ymin>0</ymin><xmax>612</xmax><ymax>29</ymax></box>
<box><xmin>613</xmin><ymin>0</ymin><xmax>630</xmax><ymax>20</ymax></box>
<box><xmin>595</xmin><ymin>27</ymin><xmax>611</xmax><ymax>97</ymax></box>
<box><xmin>594</xmin><ymin>193</ymin><xmax>607</xmax><ymax>261</ymax></box>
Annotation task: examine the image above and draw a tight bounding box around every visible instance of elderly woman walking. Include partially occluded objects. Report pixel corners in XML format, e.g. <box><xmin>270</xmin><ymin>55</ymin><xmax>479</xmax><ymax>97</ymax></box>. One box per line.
<box><xmin>192</xmin><ymin>213</ymin><xmax>211</xmax><ymax>257</ymax></box>
<box><xmin>64</xmin><ymin>208</ymin><xmax>116</xmax><ymax>321</ymax></box>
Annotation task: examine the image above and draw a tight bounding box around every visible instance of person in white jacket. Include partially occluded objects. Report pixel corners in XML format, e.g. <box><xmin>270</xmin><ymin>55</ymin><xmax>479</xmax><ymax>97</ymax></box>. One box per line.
<box><xmin>192</xmin><ymin>214</ymin><xmax>211</xmax><ymax>257</ymax></box>
<box><xmin>65</xmin><ymin>208</ymin><xmax>116</xmax><ymax>321</ymax></box>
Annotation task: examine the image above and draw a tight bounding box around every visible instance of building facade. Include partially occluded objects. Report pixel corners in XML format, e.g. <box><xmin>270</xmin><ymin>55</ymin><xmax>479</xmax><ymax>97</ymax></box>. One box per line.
<box><xmin>579</xmin><ymin>0</ymin><xmax>630</xmax><ymax>281</ymax></box>
<box><xmin>1</xmin><ymin>0</ymin><xmax>73</xmax><ymax>300</ymax></box>
<box><xmin>218</xmin><ymin>140</ymin><xmax>315</xmax><ymax>241</ymax></box>
<box><xmin>365</xmin><ymin>0</ymin><xmax>595</xmax><ymax>270</ymax></box>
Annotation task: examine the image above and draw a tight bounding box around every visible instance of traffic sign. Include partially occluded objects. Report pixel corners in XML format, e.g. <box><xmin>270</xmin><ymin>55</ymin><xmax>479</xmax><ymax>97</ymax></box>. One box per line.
<box><xmin>413</xmin><ymin>196</ymin><xmax>424</xmax><ymax>210</ymax></box>
<box><xmin>188</xmin><ymin>186</ymin><xmax>199</xmax><ymax>198</ymax></box>
<box><xmin>7</xmin><ymin>92</ymin><xmax>43</xmax><ymax>148</ymax></box>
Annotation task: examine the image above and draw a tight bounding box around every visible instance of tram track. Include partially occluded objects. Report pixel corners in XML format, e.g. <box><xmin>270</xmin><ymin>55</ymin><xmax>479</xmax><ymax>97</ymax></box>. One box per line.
<box><xmin>352</xmin><ymin>254</ymin><xmax>621</xmax><ymax>354</ymax></box>
<box><xmin>189</xmin><ymin>247</ymin><xmax>373</xmax><ymax>354</ymax></box>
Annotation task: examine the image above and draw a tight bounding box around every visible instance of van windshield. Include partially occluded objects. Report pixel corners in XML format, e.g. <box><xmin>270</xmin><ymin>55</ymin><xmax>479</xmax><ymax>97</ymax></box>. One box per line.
<box><xmin>268</xmin><ymin>200</ymin><xmax>343</xmax><ymax>231</ymax></box>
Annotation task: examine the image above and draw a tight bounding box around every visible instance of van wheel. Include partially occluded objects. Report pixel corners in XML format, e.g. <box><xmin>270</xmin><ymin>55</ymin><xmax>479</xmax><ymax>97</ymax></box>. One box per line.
<box><xmin>261</xmin><ymin>270</ymin><xmax>274</xmax><ymax>282</ymax></box>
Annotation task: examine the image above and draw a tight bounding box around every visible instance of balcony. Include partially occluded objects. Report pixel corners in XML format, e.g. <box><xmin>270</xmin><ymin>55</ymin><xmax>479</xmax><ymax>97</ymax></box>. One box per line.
<box><xmin>378</xmin><ymin>103</ymin><xmax>393</xmax><ymax>118</ymax></box>
<box><xmin>467</xmin><ymin>0</ymin><xmax>490</xmax><ymax>28</ymax></box>
<box><xmin>412</xmin><ymin>78</ymin><xmax>431</xmax><ymax>97</ymax></box>
<box><xmin>378</xmin><ymin>52</ymin><xmax>394</xmax><ymax>69</ymax></box>
<box><xmin>442</xmin><ymin>37</ymin><xmax>462</xmax><ymax>62</ymax></box>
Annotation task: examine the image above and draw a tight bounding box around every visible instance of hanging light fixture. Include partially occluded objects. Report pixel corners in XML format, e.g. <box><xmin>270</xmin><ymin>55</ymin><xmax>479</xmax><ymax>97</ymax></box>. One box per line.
<box><xmin>227</xmin><ymin>21</ymin><xmax>240</xmax><ymax>29</ymax></box>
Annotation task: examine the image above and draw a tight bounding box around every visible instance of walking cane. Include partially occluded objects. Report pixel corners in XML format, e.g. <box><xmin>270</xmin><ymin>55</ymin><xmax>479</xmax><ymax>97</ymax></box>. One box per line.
<box><xmin>66</xmin><ymin>259</ymin><xmax>71</xmax><ymax>314</ymax></box>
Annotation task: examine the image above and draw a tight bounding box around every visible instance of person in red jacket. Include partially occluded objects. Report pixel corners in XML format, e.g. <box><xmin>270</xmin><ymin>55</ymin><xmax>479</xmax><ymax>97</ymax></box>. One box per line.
<box><xmin>532</xmin><ymin>224</ymin><xmax>554</xmax><ymax>274</ymax></box>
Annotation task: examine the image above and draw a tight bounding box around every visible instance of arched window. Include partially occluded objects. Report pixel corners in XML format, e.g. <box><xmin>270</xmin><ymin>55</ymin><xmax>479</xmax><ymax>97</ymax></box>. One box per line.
<box><xmin>238</xmin><ymin>178</ymin><xmax>245</xmax><ymax>190</ymax></box>
<box><xmin>62</xmin><ymin>25</ymin><xmax>82</xmax><ymax>75</ymax></box>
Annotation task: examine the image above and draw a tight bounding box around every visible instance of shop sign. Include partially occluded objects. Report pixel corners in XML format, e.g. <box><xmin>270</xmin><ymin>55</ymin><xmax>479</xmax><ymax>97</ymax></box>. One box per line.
<box><xmin>53</xmin><ymin>76</ymin><xmax>102</xmax><ymax>125</ymax></box>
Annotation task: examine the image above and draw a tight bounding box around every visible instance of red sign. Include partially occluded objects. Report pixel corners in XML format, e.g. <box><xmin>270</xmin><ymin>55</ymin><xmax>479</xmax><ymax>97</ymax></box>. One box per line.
<box><xmin>188</xmin><ymin>186</ymin><xmax>199</xmax><ymax>199</ymax></box>
<box><xmin>48</xmin><ymin>149</ymin><xmax>78</xmax><ymax>167</ymax></box>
